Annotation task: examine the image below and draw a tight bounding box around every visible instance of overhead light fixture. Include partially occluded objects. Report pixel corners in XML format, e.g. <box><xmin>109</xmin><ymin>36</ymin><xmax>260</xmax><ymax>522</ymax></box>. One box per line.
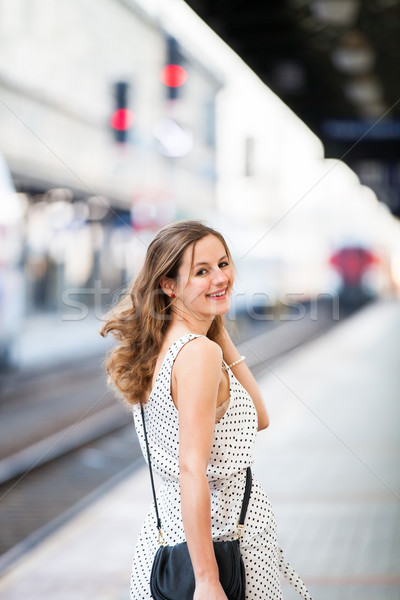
<box><xmin>344</xmin><ymin>75</ymin><xmax>383</xmax><ymax>105</ymax></box>
<box><xmin>358</xmin><ymin>100</ymin><xmax>388</xmax><ymax>118</ymax></box>
<box><xmin>153</xmin><ymin>118</ymin><xmax>193</xmax><ymax>157</ymax></box>
<box><xmin>332</xmin><ymin>46</ymin><xmax>375</xmax><ymax>74</ymax></box>
<box><xmin>270</xmin><ymin>60</ymin><xmax>306</xmax><ymax>94</ymax></box>
<box><xmin>331</xmin><ymin>31</ymin><xmax>375</xmax><ymax>74</ymax></box>
<box><xmin>310</xmin><ymin>0</ymin><xmax>360</xmax><ymax>26</ymax></box>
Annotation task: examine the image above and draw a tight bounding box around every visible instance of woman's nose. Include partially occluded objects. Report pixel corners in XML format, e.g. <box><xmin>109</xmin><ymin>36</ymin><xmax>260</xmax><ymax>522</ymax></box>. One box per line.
<box><xmin>212</xmin><ymin>268</ymin><xmax>229</xmax><ymax>284</ymax></box>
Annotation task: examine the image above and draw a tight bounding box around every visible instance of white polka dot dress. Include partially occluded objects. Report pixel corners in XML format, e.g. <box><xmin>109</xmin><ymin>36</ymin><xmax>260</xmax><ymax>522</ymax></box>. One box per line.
<box><xmin>130</xmin><ymin>333</ymin><xmax>312</xmax><ymax>600</ymax></box>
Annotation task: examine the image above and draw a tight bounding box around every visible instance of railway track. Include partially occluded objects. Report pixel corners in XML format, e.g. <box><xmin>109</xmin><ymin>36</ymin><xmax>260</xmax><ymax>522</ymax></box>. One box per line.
<box><xmin>0</xmin><ymin>302</ymin><xmax>337</xmax><ymax>568</ymax></box>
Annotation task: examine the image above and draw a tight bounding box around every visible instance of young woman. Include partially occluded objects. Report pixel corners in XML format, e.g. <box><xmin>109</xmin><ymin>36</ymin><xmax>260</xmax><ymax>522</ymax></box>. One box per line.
<box><xmin>101</xmin><ymin>220</ymin><xmax>312</xmax><ymax>600</ymax></box>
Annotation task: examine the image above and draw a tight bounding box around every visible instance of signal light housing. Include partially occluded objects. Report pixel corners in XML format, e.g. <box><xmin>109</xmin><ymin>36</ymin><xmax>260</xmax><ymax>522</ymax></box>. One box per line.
<box><xmin>163</xmin><ymin>37</ymin><xmax>187</xmax><ymax>100</ymax></box>
<box><xmin>111</xmin><ymin>81</ymin><xmax>133</xmax><ymax>143</ymax></box>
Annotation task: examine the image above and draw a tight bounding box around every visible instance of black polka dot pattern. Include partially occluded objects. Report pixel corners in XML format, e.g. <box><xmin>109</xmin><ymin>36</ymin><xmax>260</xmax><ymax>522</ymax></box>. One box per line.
<box><xmin>130</xmin><ymin>334</ymin><xmax>312</xmax><ymax>600</ymax></box>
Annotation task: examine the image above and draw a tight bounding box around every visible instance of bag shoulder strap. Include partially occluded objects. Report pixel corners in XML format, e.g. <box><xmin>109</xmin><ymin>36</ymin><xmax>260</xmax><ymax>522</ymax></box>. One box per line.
<box><xmin>140</xmin><ymin>404</ymin><xmax>252</xmax><ymax>545</ymax></box>
<box><xmin>140</xmin><ymin>404</ymin><xmax>163</xmax><ymax>543</ymax></box>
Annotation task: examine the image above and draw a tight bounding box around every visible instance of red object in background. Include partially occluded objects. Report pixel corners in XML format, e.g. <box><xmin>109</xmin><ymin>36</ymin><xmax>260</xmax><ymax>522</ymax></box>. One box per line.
<box><xmin>330</xmin><ymin>246</ymin><xmax>378</xmax><ymax>286</ymax></box>
<box><xmin>160</xmin><ymin>64</ymin><xmax>188</xmax><ymax>88</ymax></box>
<box><xmin>110</xmin><ymin>108</ymin><xmax>134</xmax><ymax>131</ymax></box>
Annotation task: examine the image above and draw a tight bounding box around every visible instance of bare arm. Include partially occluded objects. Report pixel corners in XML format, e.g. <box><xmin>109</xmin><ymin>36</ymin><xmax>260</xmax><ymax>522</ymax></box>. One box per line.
<box><xmin>216</xmin><ymin>327</ymin><xmax>270</xmax><ymax>431</ymax></box>
<box><xmin>174</xmin><ymin>337</ymin><xmax>228</xmax><ymax>599</ymax></box>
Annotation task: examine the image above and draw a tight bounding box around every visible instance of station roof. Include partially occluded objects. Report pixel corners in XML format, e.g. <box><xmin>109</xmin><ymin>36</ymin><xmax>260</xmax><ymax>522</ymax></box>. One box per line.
<box><xmin>183</xmin><ymin>1</ymin><xmax>400</xmax><ymax>159</ymax></box>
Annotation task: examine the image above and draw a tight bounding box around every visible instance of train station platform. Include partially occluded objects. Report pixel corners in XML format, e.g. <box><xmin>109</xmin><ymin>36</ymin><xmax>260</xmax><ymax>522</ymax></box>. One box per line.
<box><xmin>13</xmin><ymin>310</ymin><xmax>111</xmax><ymax>371</ymax></box>
<box><xmin>0</xmin><ymin>299</ymin><xmax>399</xmax><ymax>600</ymax></box>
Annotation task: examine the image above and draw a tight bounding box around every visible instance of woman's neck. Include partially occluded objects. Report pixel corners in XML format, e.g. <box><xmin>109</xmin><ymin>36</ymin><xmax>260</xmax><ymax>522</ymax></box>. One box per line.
<box><xmin>166</xmin><ymin>313</ymin><xmax>213</xmax><ymax>338</ymax></box>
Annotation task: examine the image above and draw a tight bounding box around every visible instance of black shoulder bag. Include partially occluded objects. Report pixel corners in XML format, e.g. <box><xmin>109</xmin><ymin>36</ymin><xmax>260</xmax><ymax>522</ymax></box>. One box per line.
<box><xmin>140</xmin><ymin>405</ymin><xmax>252</xmax><ymax>600</ymax></box>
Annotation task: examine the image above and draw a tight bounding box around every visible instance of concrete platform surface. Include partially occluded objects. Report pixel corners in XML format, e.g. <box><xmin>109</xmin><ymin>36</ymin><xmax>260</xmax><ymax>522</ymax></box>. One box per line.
<box><xmin>0</xmin><ymin>299</ymin><xmax>399</xmax><ymax>600</ymax></box>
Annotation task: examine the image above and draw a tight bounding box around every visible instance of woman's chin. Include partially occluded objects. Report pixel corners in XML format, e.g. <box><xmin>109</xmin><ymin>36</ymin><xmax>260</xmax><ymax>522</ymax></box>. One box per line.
<box><xmin>213</xmin><ymin>301</ymin><xmax>230</xmax><ymax>316</ymax></box>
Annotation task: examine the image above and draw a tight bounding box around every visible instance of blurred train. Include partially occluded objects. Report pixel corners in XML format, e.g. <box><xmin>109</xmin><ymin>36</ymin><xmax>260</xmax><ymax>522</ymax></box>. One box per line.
<box><xmin>329</xmin><ymin>244</ymin><xmax>381</xmax><ymax>308</ymax></box>
<box><xmin>0</xmin><ymin>154</ymin><xmax>25</xmax><ymax>369</ymax></box>
<box><xmin>225</xmin><ymin>222</ymin><xmax>398</xmax><ymax>328</ymax></box>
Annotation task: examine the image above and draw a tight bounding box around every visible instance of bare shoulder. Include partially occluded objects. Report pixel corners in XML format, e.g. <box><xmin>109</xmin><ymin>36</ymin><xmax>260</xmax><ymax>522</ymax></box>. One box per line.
<box><xmin>174</xmin><ymin>335</ymin><xmax>222</xmax><ymax>376</ymax></box>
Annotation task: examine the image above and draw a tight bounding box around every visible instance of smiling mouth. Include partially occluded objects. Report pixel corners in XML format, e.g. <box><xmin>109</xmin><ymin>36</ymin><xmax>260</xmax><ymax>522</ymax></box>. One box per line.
<box><xmin>207</xmin><ymin>288</ymin><xmax>227</xmax><ymax>298</ymax></box>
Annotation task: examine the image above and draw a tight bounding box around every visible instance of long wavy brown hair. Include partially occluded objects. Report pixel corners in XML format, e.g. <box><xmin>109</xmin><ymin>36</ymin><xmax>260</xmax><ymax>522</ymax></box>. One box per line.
<box><xmin>100</xmin><ymin>219</ymin><xmax>235</xmax><ymax>406</ymax></box>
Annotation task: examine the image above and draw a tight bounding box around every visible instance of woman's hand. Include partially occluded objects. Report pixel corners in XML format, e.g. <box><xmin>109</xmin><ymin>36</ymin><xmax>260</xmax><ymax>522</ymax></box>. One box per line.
<box><xmin>194</xmin><ymin>578</ymin><xmax>228</xmax><ymax>600</ymax></box>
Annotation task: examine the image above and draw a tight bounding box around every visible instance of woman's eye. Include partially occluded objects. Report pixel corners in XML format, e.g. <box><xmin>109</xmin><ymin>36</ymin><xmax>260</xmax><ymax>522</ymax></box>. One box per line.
<box><xmin>196</xmin><ymin>262</ymin><xmax>229</xmax><ymax>276</ymax></box>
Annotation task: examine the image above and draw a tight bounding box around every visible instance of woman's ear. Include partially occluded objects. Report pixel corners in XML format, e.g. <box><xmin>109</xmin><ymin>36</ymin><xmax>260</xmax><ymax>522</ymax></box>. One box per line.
<box><xmin>159</xmin><ymin>277</ymin><xmax>176</xmax><ymax>298</ymax></box>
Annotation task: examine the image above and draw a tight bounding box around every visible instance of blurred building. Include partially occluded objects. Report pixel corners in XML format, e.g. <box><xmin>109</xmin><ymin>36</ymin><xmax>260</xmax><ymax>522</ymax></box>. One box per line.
<box><xmin>0</xmin><ymin>0</ymin><xmax>222</xmax><ymax>324</ymax></box>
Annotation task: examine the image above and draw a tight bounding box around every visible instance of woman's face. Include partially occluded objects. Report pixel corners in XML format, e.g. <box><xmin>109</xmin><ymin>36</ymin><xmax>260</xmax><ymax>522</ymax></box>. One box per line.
<box><xmin>174</xmin><ymin>234</ymin><xmax>233</xmax><ymax>321</ymax></box>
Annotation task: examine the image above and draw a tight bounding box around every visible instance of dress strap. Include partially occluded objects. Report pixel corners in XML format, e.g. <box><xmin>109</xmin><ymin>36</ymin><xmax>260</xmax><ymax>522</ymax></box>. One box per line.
<box><xmin>163</xmin><ymin>333</ymin><xmax>227</xmax><ymax>381</ymax></box>
<box><xmin>166</xmin><ymin>333</ymin><xmax>204</xmax><ymax>364</ymax></box>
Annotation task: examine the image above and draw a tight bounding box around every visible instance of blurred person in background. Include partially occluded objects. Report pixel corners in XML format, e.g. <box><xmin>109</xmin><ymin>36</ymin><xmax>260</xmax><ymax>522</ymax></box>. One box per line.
<box><xmin>101</xmin><ymin>219</ymin><xmax>312</xmax><ymax>600</ymax></box>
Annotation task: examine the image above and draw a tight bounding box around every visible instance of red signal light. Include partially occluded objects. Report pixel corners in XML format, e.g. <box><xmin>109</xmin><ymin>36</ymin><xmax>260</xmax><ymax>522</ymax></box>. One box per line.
<box><xmin>161</xmin><ymin>64</ymin><xmax>187</xmax><ymax>88</ymax></box>
<box><xmin>110</xmin><ymin>108</ymin><xmax>134</xmax><ymax>131</ymax></box>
